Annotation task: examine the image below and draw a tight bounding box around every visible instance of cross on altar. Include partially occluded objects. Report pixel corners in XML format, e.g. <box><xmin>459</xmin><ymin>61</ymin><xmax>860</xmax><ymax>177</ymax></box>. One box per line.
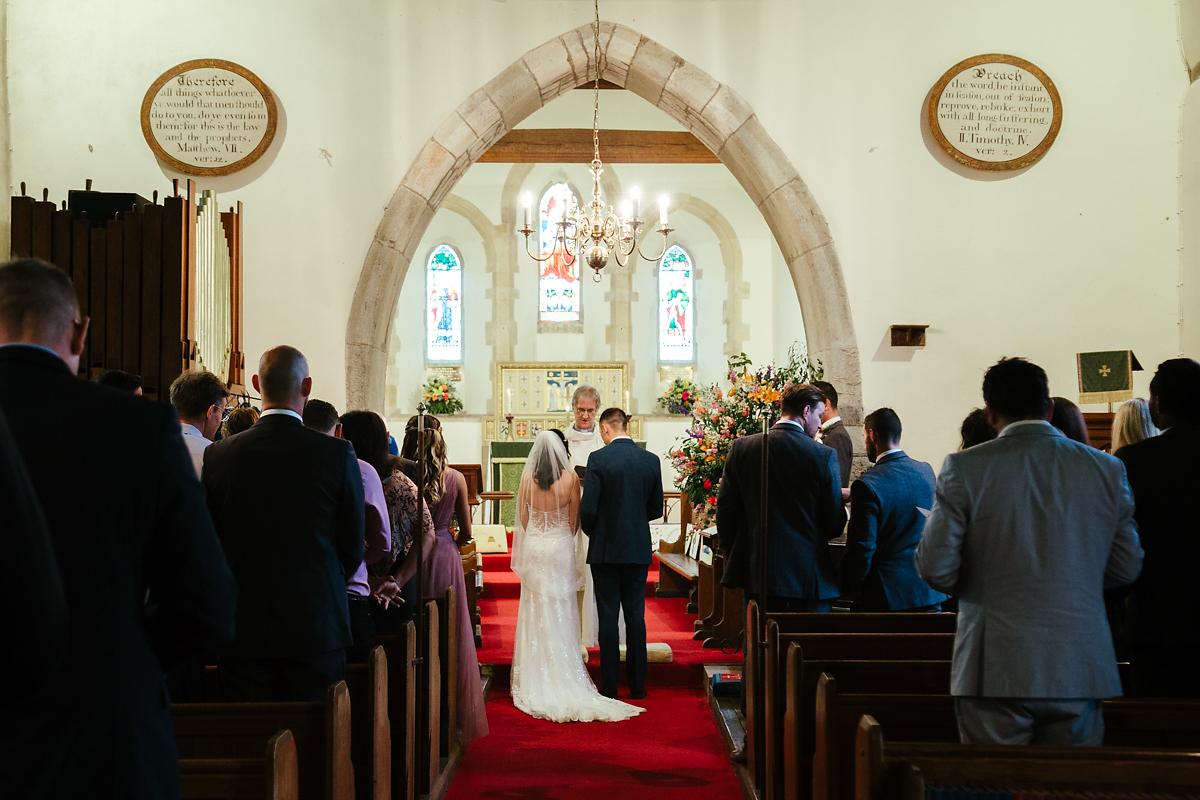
<box><xmin>1099</xmin><ymin>365</ymin><xmax>1112</xmax><ymax>377</ymax></box>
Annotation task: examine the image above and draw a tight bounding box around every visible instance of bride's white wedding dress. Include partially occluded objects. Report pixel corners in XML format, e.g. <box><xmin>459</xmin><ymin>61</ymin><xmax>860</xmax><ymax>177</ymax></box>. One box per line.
<box><xmin>511</xmin><ymin>496</ymin><xmax>644</xmax><ymax>723</ymax></box>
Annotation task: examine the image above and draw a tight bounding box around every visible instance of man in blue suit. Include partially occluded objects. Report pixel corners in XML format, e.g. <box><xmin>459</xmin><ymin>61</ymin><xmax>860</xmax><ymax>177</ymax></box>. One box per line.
<box><xmin>581</xmin><ymin>408</ymin><xmax>663</xmax><ymax>699</ymax></box>
<box><xmin>841</xmin><ymin>407</ymin><xmax>947</xmax><ymax>612</ymax></box>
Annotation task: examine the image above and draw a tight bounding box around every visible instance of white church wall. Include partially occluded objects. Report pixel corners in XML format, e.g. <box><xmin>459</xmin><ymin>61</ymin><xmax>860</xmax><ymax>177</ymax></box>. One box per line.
<box><xmin>7</xmin><ymin>0</ymin><xmax>1187</xmax><ymax>471</ymax></box>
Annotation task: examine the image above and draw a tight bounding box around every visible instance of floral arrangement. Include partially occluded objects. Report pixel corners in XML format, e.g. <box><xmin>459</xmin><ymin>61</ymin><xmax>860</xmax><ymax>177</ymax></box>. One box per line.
<box><xmin>420</xmin><ymin>376</ymin><xmax>464</xmax><ymax>415</ymax></box>
<box><xmin>657</xmin><ymin>377</ymin><xmax>700</xmax><ymax>416</ymax></box>
<box><xmin>668</xmin><ymin>346</ymin><xmax>823</xmax><ymax>527</ymax></box>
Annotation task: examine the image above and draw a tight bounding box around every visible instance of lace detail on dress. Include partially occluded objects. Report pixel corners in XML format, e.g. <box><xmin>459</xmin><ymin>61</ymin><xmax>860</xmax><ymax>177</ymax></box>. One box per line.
<box><xmin>511</xmin><ymin>502</ymin><xmax>643</xmax><ymax>723</ymax></box>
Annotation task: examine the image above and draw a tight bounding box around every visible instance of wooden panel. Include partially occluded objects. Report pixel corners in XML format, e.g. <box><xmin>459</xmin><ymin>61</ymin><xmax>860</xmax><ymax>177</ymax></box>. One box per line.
<box><xmin>31</xmin><ymin>201</ymin><xmax>55</xmax><ymax>260</ymax></box>
<box><xmin>10</xmin><ymin>195</ymin><xmax>34</xmax><ymax>257</ymax></box>
<box><xmin>1084</xmin><ymin>412</ymin><xmax>1115</xmax><ymax>453</ymax></box>
<box><xmin>105</xmin><ymin>219</ymin><xmax>124</xmax><ymax>369</ymax></box>
<box><xmin>161</xmin><ymin>196</ymin><xmax>187</xmax><ymax>390</ymax></box>
<box><xmin>51</xmin><ymin>210</ymin><xmax>73</xmax><ymax>278</ymax></box>
<box><xmin>122</xmin><ymin>212</ymin><xmax>143</xmax><ymax>373</ymax></box>
<box><xmin>478</xmin><ymin>128</ymin><xmax>720</xmax><ymax>164</ymax></box>
<box><xmin>88</xmin><ymin>226</ymin><xmax>107</xmax><ymax>373</ymax></box>
<box><xmin>72</xmin><ymin>218</ymin><xmax>91</xmax><ymax>373</ymax></box>
<box><xmin>141</xmin><ymin>205</ymin><xmax>164</xmax><ymax>399</ymax></box>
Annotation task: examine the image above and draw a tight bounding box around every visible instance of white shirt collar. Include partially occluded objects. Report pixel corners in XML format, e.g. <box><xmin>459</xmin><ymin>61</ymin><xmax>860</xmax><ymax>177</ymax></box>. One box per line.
<box><xmin>261</xmin><ymin>408</ymin><xmax>303</xmax><ymax>422</ymax></box>
<box><xmin>821</xmin><ymin>416</ymin><xmax>842</xmax><ymax>432</ymax></box>
<box><xmin>180</xmin><ymin>422</ymin><xmax>209</xmax><ymax>441</ymax></box>
<box><xmin>609</xmin><ymin>434</ymin><xmax>632</xmax><ymax>442</ymax></box>
<box><xmin>874</xmin><ymin>448</ymin><xmax>903</xmax><ymax>461</ymax></box>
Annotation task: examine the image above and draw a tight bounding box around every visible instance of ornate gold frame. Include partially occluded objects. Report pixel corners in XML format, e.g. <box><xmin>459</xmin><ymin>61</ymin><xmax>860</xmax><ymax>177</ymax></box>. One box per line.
<box><xmin>926</xmin><ymin>53</ymin><xmax>1062</xmax><ymax>172</ymax></box>
<box><xmin>140</xmin><ymin>58</ymin><xmax>279</xmax><ymax>178</ymax></box>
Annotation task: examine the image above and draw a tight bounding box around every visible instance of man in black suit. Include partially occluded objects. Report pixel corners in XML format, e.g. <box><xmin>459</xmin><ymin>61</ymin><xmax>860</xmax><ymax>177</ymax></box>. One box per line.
<box><xmin>841</xmin><ymin>408</ymin><xmax>947</xmax><ymax>612</ymax></box>
<box><xmin>717</xmin><ymin>383</ymin><xmax>843</xmax><ymax>611</ymax></box>
<box><xmin>1117</xmin><ymin>357</ymin><xmax>1200</xmax><ymax>697</ymax></box>
<box><xmin>0</xmin><ymin>258</ymin><xmax>235</xmax><ymax>799</ymax></box>
<box><xmin>203</xmin><ymin>345</ymin><xmax>365</xmax><ymax>701</ymax></box>
<box><xmin>580</xmin><ymin>408</ymin><xmax>663</xmax><ymax>699</ymax></box>
<box><xmin>813</xmin><ymin>380</ymin><xmax>854</xmax><ymax>488</ymax></box>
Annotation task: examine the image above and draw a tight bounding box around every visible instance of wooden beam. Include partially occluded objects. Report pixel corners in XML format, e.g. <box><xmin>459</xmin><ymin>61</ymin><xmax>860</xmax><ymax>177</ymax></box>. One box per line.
<box><xmin>478</xmin><ymin>129</ymin><xmax>719</xmax><ymax>164</ymax></box>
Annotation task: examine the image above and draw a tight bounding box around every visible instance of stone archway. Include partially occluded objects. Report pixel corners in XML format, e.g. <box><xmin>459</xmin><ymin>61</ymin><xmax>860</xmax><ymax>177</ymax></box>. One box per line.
<box><xmin>346</xmin><ymin>21</ymin><xmax>862</xmax><ymax>422</ymax></box>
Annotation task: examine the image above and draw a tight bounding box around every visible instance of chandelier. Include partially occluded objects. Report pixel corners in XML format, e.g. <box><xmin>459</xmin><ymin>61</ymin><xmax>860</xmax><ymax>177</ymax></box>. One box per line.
<box><xmin>517</xmin><ymin>0</ymin><xmax>672</xmax><ymax>281</ymax></box>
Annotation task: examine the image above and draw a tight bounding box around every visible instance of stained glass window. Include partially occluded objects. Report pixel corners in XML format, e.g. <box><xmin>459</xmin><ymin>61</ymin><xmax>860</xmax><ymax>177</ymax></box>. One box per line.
<box><xmin>425</xmin><ymin>244</ymin><xmax>462</xmax><ymax>362</ymax></box>
<box><xmin>658</xmin><ymin>244</ymin><xmax>694</xmax><ymax>362</ymax></box>
<box><xmin>538</xmin><ymin>183</ymin><xmax>580</xmax><ymax>322</ymax></box>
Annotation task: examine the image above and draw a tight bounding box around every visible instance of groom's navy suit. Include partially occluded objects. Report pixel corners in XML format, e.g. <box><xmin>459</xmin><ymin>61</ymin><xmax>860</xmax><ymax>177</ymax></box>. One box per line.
<box><xmin>581</xmin><ymin>436</ymin><xmax>664</xmax><ymax>695</ymax></box>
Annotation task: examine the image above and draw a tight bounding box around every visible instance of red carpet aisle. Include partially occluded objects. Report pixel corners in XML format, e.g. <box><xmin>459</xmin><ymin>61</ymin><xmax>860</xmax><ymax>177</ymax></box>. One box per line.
<box><xmin>447</xmin><ymin>548</ymin><xmax>743</xmax><ymax>799</ymax></box>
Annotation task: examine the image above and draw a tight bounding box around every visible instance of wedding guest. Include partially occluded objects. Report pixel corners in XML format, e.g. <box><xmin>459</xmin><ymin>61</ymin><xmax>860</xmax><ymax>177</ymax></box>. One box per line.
<box><xmin>169</xmin><ymin>369</ymin><xmax>229</xmax><ymax>477</ymax></box>
<box><xmin>959</xmin><ymin>408</ymin><xmax>996</xmax><ymax>449</ymax></box>
<box><xmin>203</xmin><ymin>346</ymin><xmax>364</xmax><ymax>701</ymax></box>
<box><xmin>219</xmin><ymin>405</ymin><xmax>259</xmax><ymax>439</ymax></box>
<box><xmin>813</xmin><ymin>380</ymin><xmax>854</xmax><ymax>487</ymax></box>
<box><xmin>1051</xmin><ymin>396</ymin><xmax>1091</xmax><ymax>445</ymax></box>
<box><xmin>841</xmin><ymin>408</ymin><xmax>946</xmax><ymax>612</ymax></box>
<box><xmin>399</xmin><ymin>413</ymin><xmax>439</xmax><ymax>483</ymax></box>
<box><xmin>306</xmin><ymin>402</ymin><xmax>392</xmax><ymax>662</ymax></box>
<box><xmin>389</xmin><ymin>426</ymin><xmax>488</xmax><ymax>743</ymax></box>
<box><xmin>717</xmin><ymin>383</ymin><xmax>843</xmax><ymax>612</ymax></box>
<box><xmin>918</xmin><ymin>357</ymin><xmax>1142</xmax><ymax>745</ymax></box>
<box><xmin>96</xmin><ymin>368</ymin><xmax>143</xmax><ymax>395</ymax></box>
<box><xmin>1117</xmin><ymin>358</ymin><xmax>1200</xmax><ymax>696</ymax></box>
<box><xmin>1111</xmin><ymin>398</ymin><xmax>1159</xmax><ymax>453</ymax></box>
<box><xmin>0</xmin><ymin>258</ymin><xmax>234</xmax><ymax>797</ymax></box>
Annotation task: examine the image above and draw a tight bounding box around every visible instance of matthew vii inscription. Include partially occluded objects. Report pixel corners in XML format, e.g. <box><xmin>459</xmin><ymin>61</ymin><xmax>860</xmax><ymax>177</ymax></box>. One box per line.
<box><xmin>141</xmin><ymin>59</ymin><xmax>278</xmax><ymax>177</ymax></box>
<box><xmin>927</xmin><ymin>53</ymin><xmax>1062</xmax><ymax>171</ymax></box>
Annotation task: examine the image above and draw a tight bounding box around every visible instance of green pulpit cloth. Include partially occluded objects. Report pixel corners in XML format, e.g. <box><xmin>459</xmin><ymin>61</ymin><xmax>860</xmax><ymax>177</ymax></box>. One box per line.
<box><xmin>488</xmin><ymin>439</ymin><xmax>647</xmax><ymax>527</ymax></box>
<box><xmin>1077</xmin><ymin>350</ymin><xmax>1142</xmax><ymax>404</ymax></box>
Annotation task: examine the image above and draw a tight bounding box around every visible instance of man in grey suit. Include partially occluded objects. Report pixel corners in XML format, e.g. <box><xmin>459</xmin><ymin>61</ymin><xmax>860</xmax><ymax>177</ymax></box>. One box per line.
<box><xmin>917</xmin><ymin>357</ymin><xmax>1143</xmax><ymax>745</ymax></box>
<box><xmin>814</xmin><ymin>380</ymin><xmax>854</xmax><ymax>488</ymax></box>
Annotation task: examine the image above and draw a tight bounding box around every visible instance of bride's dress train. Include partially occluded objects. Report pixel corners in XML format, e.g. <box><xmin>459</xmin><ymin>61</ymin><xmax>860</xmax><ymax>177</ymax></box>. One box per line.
<box><xmin>511</xmin><ymin>506</ymin><xmax>643</xmax><ymax>723</ymax></box>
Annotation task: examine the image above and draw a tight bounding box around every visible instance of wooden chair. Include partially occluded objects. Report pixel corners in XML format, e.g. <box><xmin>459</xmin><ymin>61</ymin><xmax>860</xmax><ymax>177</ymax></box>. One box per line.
<box><xmin>346</xmin><ymin>646</ymin><xmax>391</xmax><ymax>800</ymax></box>
<box><xmin>178</xmin><ymin>728</ymin><xmax>298</xmax><ymax>800</ymax></box>
<box><xmin>855</xmin><ymin>715</ymin><xmax>1200</xmax><ymax>800</ymax></box>
<box><xmin>172</xmin><ymin>681</ymin><xmax>353</xmax><ymax>800</ymax></box>
<box><xmin>375</xmin><ymin>622</ymin><xmax>417</xmax><ymax>800</ymax></box>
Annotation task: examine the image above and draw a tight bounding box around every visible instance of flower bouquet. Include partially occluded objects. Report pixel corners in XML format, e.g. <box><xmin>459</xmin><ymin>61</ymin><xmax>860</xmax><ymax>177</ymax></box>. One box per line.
<box><xmin>657</xmin><ymin>377</ymin><xmax>700</xmax><ymax>416</ymax></box>
<box><xmin>420</xmin><ymin>376</ymin><xmax>464</xmax><ymax>415</ymax></box>
<box><xmin>668</xmin><ymin>345</ymin><xmax>823</xmax><ymax>528</ymax></box>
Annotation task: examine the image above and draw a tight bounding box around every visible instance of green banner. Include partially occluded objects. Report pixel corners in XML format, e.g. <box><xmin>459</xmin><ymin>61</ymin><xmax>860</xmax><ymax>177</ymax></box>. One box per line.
<box><xmin>1077</xmin><ymin>350</ymin><xmax>1133</xmax><ymax>404</ymax></box>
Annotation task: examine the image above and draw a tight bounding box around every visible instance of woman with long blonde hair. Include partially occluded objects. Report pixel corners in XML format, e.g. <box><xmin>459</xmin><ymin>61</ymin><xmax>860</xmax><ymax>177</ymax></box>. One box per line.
<box><xmin>1111</xmin><ymin>398</ymin><xmax>1159</xmax><ymax>453</ymax></box>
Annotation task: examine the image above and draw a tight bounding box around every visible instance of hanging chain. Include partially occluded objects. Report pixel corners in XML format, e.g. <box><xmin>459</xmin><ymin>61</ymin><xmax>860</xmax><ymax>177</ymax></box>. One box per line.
<box><xmin>592</xmin><ymin>0</ymin><xmax>601</xmax><ymax>166</ymax></box>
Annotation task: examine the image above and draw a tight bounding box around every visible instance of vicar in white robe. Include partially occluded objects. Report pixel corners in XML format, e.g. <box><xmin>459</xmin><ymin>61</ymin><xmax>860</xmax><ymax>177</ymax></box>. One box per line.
<box><xmin>562</xmin><ymin>385</ymin><xmax>622</xmax><ymax>649</ymax></box>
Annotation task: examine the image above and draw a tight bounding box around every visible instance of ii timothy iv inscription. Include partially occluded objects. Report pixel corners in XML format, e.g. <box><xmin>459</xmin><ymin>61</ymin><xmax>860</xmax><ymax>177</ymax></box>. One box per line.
<box><xmin>927</xmin><ymin>54</ymin><xmax>1062</xmax><ymax>172</ymax></box>
<box><xmin>141</xmin><ymin>59</ymin><xmax>278</xmax><ymax>177</ymax></box>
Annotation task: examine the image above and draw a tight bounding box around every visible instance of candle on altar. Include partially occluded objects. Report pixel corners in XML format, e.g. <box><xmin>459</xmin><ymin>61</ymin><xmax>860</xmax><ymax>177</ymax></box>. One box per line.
<box><xmin>506</xmin><ymin>387</ymin><xmax>512</xmax><ymax>412</ymax></box>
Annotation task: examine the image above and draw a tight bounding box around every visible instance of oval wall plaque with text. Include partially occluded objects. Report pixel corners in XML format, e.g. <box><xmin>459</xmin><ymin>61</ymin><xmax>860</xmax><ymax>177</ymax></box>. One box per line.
<box><xmin>927</xmin><ymin>53</ymin><xmax>1062</xmax><ymax>171</ymax></box>
<box><xmin>140</xmin><ymin>59</ymin><xmax>278</xmax><ymax>177</ymax></box>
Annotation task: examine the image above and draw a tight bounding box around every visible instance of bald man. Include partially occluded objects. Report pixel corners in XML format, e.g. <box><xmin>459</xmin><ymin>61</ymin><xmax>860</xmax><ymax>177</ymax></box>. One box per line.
<box><xmin>0</xmin><ymin>258</ymin><xmax>235</xmax><ymax>798</ymax></box>
<box><xmin>202</xmin><ymin>346</ymin><xmax>365</xmax><ymax>700</ymax></box>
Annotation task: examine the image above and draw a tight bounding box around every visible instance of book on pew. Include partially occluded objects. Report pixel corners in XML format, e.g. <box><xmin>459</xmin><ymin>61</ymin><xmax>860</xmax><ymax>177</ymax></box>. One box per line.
<box><xmin>711</xmin><ymin>672</ymin><xmax>742</xmax><ymax>697</ymax></box>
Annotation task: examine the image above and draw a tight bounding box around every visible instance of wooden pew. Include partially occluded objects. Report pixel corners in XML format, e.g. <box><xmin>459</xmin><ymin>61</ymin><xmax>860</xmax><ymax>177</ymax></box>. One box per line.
<box><xmin>375</xmin><ymin>622</ymin><xmax>417</xmax><ymax>800</ymax></box>
<box><xmin>855</xmin><ymin>715</ymin><xmax>1200</xmax><ymax>800</ymax></box>
<box><xmin>435</xmin><ymin>587</ymin><xmax>459</xmax><ymax>759</ymax></box>
<box><xmin>746</xmin><ymin>606</ymin><xmax>955</xmax><ymax>797</ymax></box>
<box><xmin>699</xmin><ymin>551</ymin><xmax>742</xmax><ymax>649</ymax></box>
<box><xmin>812</xmin><ymin>673</ymin><xmax>1200</xmax><ymax>800</ymax></box>
<box><xmin>179</xmin><ymin>728</ymin><xmax>299</xmax><ymax>800</ymax></box>
<box><xmin>779</xmin><ymin>655</ymin><xmax>951</xmax><ymax>800</ymax></box>
<box><xmin>417</xmin><ymin>600</ymin><xmax>442</xmax><ymax>796</ymax></box>
<box><xmin>346</xmin><ymin>646</ymin><xmax>391</xmax><ymax>800</ymax></box>
<box><xmin>693</xmin><ymin>532</ymin><xmax>718</xmax><ymax>640</ymax></box>
<box><xmin>172</xmin><ymin>681</ymin><xmax>353</xmax><ymax>800</ymax></box>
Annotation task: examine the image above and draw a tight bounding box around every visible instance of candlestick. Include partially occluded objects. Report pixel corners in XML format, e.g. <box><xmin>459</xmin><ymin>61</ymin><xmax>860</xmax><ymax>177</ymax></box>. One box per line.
<box><xmin>506</xmin><ymin>387</ymin><xmax>512</xmax><ymax>413</ymax></box>
<box><xmin>521</xmin><ymin>192</ymin><xmax>532</xmax><ymax>229</ymax></box>
<box><xmin>630</xmin><ymin>186</ymin><xmax>642</xmax><ymax>223</ymax></box>
<box><xmin>624</xmin><ymin>388</ymin><xmax>631</xmax><ymax>412</ymax></box>
<box><xmin>657</xmin><ymin>194</ymin><xmax>669</xmax><ymax>226</ymax></box>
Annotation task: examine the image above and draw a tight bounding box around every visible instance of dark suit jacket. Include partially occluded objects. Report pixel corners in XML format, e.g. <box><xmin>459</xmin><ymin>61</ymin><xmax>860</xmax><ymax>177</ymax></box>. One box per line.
<box><xmin>1117</xmin><ymin>425</ymin><xmax>1200</xmax><ymax>648</ymax></box>
<box><xmin>203</xmin><ymin>412</ymin><xmax>364</xmax><ymax>659</ymax></box>
<box><xmin>716</xmin><ymin>422</ymin><xmax>843</xmax><ymax>599</ymax></box>
<box><xmin>841</xmin><ymin>451</ymin><xmax>947</xmax><ymax>611</ymax></box>
<box><xmin>581</xmin><ymin>438</ymin><xmax>663</xmax><ymax>565</ymax></box>
<box><xmin>0</xmin><ymin>345</ymin><xmax>235</xmax><ymax>799</ymax></box>
<box><xmin>822</xmin><ymin>419</ymin><xmax>854</xmax><ymax>488</ymax></box>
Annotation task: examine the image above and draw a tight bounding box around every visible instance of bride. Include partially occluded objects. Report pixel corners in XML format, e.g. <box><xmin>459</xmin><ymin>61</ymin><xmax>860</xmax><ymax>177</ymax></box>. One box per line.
<box><xmin>510</xmin><ymin>431</ymin><xmax>644</xmax><ymax>722</ymax></box>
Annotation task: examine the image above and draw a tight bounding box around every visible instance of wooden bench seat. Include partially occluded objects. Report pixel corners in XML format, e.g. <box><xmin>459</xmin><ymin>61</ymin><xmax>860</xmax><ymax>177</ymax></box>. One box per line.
<box><xmin>345</xmin><ymin>646</ymin><xmax>391</xmax><ymax>800</ymax></box>
<box><xmin>855</xmin><ymin>715</ymin><xmax>1200</xmax><ymax>800</ymax></box>
<box><xmin>179</xmin><ymin>729</ymin><xmax>298</xmax><ymax>800</ymax></box>
<box><xmin>172</xmin><ymin>681</ymin><xmax>353</xmax><ymax>800</ymax></box>
<box><xmin>657</xmin><ymin>551</ymin><xmax>700</xmax><ymax>599</ymax></box>
<box><xmin>374</xmin><ymin>622</ymin><xmax>417</xmax><ymax>800</ymax></box>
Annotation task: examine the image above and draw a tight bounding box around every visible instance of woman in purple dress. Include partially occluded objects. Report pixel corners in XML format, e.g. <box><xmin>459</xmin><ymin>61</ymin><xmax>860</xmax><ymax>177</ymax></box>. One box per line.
<box><xmin>392</xmin><ymin>426</ymin><xmax>488</xmax><ymax>744</ymax></box>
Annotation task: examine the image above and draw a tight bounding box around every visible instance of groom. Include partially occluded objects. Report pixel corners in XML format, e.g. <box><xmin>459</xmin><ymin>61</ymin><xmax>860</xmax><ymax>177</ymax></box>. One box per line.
<box><xmin>580</xmin><ymin>408</ymin><xmax>664</xmax><ymax>699</ymax></box>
